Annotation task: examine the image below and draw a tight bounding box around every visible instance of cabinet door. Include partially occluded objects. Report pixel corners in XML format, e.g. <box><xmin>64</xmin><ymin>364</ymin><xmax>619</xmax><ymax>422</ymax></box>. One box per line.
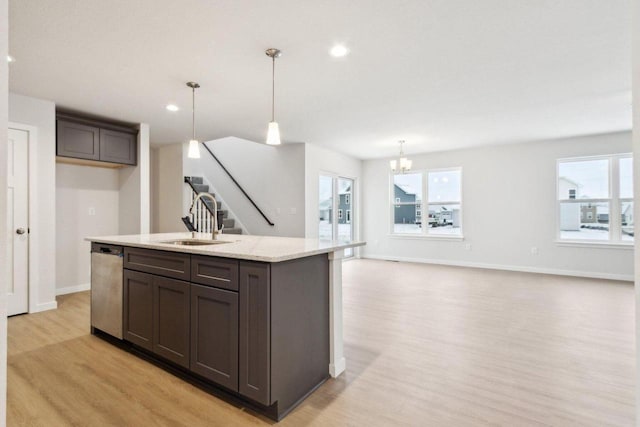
<box><xmin>190</xmin><ymin>284</ymin><xmax>238</xmax><ymax>390</ymax></box>
<box><xmin>56</xmin><ymin>120</ymin><xmax>100</xmax><ymax>160</ymax></box>
<box><xmin>99</xmin><ymin>128</ymin><xmax>137</xmax><ymax>165</ymax></box>
<box><xmin>153</xmin><ymin>276</ymin><xmax>190</xmax><ymax>368</ymax></box>
<box><xmin>239</xmin><ymin>262</ymin><xmax>271</xmax><ymax>405</ymax></box>
<box><xmin>123</xmin><ymin>269</ymin><xmax>153</xmax><ymax>351</ymax></box>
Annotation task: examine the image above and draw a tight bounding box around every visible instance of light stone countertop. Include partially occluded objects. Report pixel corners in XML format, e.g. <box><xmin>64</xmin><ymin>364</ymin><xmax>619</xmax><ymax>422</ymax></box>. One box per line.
<box><xmin>86</xmin><ymin>232</ymin><xmax>366</xmax><ymax>263</ymax></box>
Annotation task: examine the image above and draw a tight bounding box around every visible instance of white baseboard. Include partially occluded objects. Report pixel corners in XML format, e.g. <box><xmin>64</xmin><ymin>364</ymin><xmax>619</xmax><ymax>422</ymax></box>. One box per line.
<box><xmin>329</xmin><ymin>357</ymin><xmax>346</xmax><ymax>378</ymax></box>
<box><xmin>56</xmin><ymin>283</ymin><xmax>90</xmax><ymax>296</ymax></box>
<box><xmin>362</xmin><ymin>255</ymin><xmax>634</xmax><ymax>282</ymax></box>
<box><xmin>33</xmin><ymin>300</ymin><xmax>58</xmax><ymax>312</ymax></box>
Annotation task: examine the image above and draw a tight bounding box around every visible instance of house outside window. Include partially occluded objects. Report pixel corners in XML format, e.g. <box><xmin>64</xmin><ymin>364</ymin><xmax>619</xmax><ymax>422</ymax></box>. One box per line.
<box><xmin>558</xmin><ymin>154</ymin><xmax>633</xmax><ymax>243</ymax></box>
<box><xmin>391</xmin><ymin>168</ymin><xmax>462</xmax><ymax>236</ymax></box>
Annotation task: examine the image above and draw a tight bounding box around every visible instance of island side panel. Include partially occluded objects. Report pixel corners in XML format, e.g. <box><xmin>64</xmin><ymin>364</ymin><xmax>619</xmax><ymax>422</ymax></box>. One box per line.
<box><xmin>270</xmin><ymin>254</ymin><xmax>330</xmax><ymax>417</ymax></box>
<box><xmin>328</xmin><ymin>249</ymin><xmax>346</xmax><ymax>377</ymax></box>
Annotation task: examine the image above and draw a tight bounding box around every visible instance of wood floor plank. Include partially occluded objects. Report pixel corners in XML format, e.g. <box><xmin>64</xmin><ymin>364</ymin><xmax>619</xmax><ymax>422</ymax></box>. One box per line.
<box><xmin>7</xmin><ymin>260</ymin><xmax>635</xmax><ymax>426</ymax></box>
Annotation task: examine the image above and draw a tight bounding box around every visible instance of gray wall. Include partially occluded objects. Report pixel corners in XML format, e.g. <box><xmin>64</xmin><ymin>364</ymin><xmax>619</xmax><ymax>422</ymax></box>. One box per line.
<box><xmin>363</xmin><ymin>131</ymin><xmax>633</xmax><ymax>280</ymax></box>
<box><xmin>184</xmin><ymin>137</ymin><xmax>307</xmax><ymax>237</ymax></box>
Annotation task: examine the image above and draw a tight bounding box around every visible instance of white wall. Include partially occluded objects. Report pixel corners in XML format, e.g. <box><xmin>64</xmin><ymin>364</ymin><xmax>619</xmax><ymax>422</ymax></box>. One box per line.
<box><xmin>304</xmin><ymin>143</ymin><xmax>363</xmax><ymax>240</ymax></box>
<box><xmin>363</xmin><ymin>132</ymin><xmax>633</xmax><ymax>280</ymax></box>
<box><xmin>152</xmin><ymin>143</ymin><xmax>184</xmax><ymax>232</ymax></box>
<box><xmin>8</xmin><ymin>92</ymin><xmax>57</xmax><ymax>310</ymax></box>
<box><xmin>0</xmin><ymin>0</ymin><xmax>9</xmax><ymax>419</ymax></box>
<box><xmin>119</xmin><ymin>123</ymin><xmax>150</xmax><ymax>234</ymax></box>
<box><xmin>55</xmin><ymin>164</ymin><xmax>120</xmax><ymax>294</ymax></box>
<box><xmin>184</xmin><ymin>137</ymin><xmax>306</xmax><ymax>237</ymax></box>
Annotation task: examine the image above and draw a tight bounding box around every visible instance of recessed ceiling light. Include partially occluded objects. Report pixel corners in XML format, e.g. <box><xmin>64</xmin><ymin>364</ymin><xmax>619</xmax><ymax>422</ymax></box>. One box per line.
<box><xmin>329</xmin><ymin>45</ymin><xmax>349</xmax><ymax>58</ymax></box>
<box><xmin>7</xmin><ymin>55</ymin><xmax>14</xmax><ymax>63</ymax></box>
<box><xmin>166</xmin><ymin>104</ymin><xmax>179</xmax><ymax>112</ymax></box>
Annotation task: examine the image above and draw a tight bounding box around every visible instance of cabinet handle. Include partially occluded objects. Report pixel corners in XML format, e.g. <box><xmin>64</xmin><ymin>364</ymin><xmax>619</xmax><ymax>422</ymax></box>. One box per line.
<box><xmin>16</xmin><ymin>228</ymin><xmax>26</xmax><ymax>235</ymax></box>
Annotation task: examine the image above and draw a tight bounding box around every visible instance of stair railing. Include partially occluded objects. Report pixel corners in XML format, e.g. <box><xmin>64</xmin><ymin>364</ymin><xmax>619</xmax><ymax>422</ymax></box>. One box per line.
<box><xmin>184</xmin><ymin>177</ymin><xmax>216</xmax><ymax>233</ymax></box>
<box><xmin>201</xmin><ymin>142</ymin><xmax>275</xmax><ymax>226</ymax></box>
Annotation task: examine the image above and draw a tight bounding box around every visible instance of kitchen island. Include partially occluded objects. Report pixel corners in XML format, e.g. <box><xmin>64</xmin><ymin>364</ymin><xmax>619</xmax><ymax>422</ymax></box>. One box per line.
<box><xmin>87</xmin><ymin>232</ymin><xmax>364</xmax><ymax>420</ymax></box>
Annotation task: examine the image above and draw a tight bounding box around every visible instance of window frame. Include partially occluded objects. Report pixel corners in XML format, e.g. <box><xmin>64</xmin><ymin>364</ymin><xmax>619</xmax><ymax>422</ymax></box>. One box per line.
<box><xmin>389</xmin><ymin>167</ymin><xmax>463</xmax><ymax>239</ymax></box>
<box><xmin>556</xmin><ymin>154</ymin><xmax>633</xmax><ymax>246</ymax></box>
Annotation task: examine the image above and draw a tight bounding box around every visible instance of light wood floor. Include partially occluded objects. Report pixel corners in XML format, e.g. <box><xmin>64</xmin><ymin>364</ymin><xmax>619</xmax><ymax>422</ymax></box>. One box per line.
<box><xmin>8</xmin><ymin>260</ymin><xmax>635</xmax><ymax>426</ymax></box>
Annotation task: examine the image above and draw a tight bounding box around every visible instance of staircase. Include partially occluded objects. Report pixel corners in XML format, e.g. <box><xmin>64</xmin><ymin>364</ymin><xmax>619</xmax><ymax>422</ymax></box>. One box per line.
<box><xmin>186</xmin><ymin>176</ymin><xmax>243</xmax><ymax>235</ymax></box>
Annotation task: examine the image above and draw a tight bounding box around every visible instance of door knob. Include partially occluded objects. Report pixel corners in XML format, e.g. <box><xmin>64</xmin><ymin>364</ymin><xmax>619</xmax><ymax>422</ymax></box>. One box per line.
<box><xmin>16</xmin><ymin>228</ymin><xmax>26</xmax><ymax>235</ymax></box>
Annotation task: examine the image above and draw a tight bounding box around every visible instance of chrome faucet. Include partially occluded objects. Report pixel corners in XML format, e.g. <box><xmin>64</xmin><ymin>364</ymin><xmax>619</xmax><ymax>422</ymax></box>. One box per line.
<box><xmin>189</xmin><ymin>193</ymin><xmax>220</xmax><ymax>240</ymax></box>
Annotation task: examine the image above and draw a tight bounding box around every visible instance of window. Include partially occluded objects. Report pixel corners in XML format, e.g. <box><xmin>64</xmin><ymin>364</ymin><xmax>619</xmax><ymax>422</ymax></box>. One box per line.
<box><xmin>391</xmin><ymin>168</ymin><xmax>462</xmax><ymax>236</ymax></box>
<box><xmin>558</xmin><ymin>155</ymin><xmax>633</xmax><ymax>243</ymax></box>
<box><xmin>345</xmin><ymin>194</ymin><xmax>350</xmax><ymax>205</ymax></box>
<box><xmin>338</xmin><ymin>209</ymin><xmax>343</xmax><ymax>220</ymax></box>
<box><xmin>346</xmin><ymin>210</ymin><xmax>351</xmax><ymax>223</ymax></box>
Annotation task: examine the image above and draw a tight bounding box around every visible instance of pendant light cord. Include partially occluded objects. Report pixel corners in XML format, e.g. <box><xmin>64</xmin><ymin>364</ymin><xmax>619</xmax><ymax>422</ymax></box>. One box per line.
<box><xmin>192</xmin><ymin>86</ymin><xmax>196</xmax><ymax>140</ymax></box>
<box><xmin>271</xmin><ymin>56</ymin><xmax>276</xmax><ymax>122</ymax></box>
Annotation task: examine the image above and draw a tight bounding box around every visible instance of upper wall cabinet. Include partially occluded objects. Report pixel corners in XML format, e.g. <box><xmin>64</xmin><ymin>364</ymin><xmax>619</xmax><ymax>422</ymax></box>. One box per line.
<box><xmin>56</xmin><ymin>113</ymin><xmax>138</xmax><ymax>167</ymax></box>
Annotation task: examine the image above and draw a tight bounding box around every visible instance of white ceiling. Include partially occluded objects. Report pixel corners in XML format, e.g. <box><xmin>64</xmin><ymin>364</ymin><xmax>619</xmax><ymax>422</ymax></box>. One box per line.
<box><xmin>9</xmin><ymin>0</ymin><xmax>631</xmax><ymax>159</ymax></box>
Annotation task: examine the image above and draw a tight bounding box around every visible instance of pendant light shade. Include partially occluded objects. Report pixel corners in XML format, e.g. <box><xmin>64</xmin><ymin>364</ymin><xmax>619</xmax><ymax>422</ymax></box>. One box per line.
<box><xmin>390</xmin><ymin>140</ymin><xmax>412</xmax><ymax>174</ymax></box>
<box><xmin>186</xmin><ymin>81</ymin><xmax>201</xmax><ymax>158</ymax></box>
<box><xmin>265</xmin><ymin>48</ymin><xmax>282</xmax><ymax>145</ymax></box>
<box><xmin>266</xmin><ymin>122</ymin><xmax>281</xmax><ymax>146</ymax></box>
<box><xmin>188</xmin><ymin>139</ymin><xmax>200</xmax><ymax>159</ymax></box>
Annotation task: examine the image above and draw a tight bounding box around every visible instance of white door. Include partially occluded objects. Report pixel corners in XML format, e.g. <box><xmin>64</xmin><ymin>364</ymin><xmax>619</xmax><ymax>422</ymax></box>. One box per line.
<box><xmin>7</xmin><ymin>128</ymin><xmax>29</xmax><ymax>316</ymax></box>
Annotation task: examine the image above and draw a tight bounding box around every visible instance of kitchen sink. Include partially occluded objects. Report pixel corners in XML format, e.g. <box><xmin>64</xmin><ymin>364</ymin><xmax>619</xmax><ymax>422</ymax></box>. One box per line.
<box><xmin>160</xmin><ymin>239</ymin><xmax>232</xmax><ymax>246</ymax></box>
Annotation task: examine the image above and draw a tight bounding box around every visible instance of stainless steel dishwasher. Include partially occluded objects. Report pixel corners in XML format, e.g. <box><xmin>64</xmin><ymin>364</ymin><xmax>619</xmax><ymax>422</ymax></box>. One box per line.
<box><xmin>91</xmin><ymin>243</ymin><xmax>123</xmax><ymax>339</ymax></box>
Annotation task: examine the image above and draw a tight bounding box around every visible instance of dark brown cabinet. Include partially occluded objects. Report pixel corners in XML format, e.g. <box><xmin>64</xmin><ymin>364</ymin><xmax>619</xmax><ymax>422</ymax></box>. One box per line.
<box><xmin>124</xmin><ymin>247</ymin><xmax>191</xmax><ymax>281</ymax></box>
<box><xmin>116</xmin><ymin>248</ymin><xmax>330</xmax><ymax>420</ymax></box>
<box><xmin>191</xmin><ymin>255</ymin><xmax>239</xmax><ymax>291</ymax></box>
<box><xmin>239</xmin><ymin>261</ymin><xmax>271</xmax><ymax>405</ymax></box>
<box><xmin>123</xmin><ymin>270</ymin><xmax>153</xmax><ymax>351</ymax></box>
<box><xmin>56</xmin><ymin>115</ymin><xmax>137</xmax><ymax>166</ymax></box>
<box><xmin>99</xmin><ymin>128</ymin><xmax>136</xmax><ymax>165</ymax></box>
<box><xmin>190</xmin><ymin>284</ymin><xmax>238</xmax><ymax>390</ymax></box>
<box><xmin>153</xmin><ymin>277</ymin><xmax>190</xmax><ymax>369</ymax></box>
<box><xmin>56</xmin><ymin>120</ymin><xmax>100</xmax><ymax>161</ymax></box>
<box><xmin>124</xmin><ymin>269</ymin><xmax>190</xmax><ymax>368</ymax></box>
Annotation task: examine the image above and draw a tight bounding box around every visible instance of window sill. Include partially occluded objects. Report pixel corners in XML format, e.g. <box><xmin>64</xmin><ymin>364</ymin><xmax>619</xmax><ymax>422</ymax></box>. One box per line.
<box><xmin>389</xmin><ymin>233</ymin><xmax>464</xmax><ymax>241</ymax></box>
<box><xmin>555</xmin><ymin>240</ymin><xmax>634</xmax><ymax>250</ymax></box>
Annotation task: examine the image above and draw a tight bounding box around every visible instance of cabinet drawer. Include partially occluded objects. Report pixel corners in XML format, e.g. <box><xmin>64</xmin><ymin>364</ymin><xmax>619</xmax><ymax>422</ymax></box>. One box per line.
<box><xmin>191</xmin><ymin>255</ymin><xmax>239</xmax><ymax>291</ymax></box>
<box><xmin>124</xmin><ymin>247</ymin><xmax>191</xmax><ymax>281</ymax></box>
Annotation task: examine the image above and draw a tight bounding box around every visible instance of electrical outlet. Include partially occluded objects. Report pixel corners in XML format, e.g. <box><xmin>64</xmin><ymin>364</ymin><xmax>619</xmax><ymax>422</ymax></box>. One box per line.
<box><xmin>530</xmin><ymin>246</ymin><xmax>538</xmax><ymax>255</ymax></box>
<box><xmin>465</xmin><ymin>243</ymin><xmax>472</xmax><ymax>251</ymax></box>
<box><xmin>88</xmin><ymin>207</ymin><xmax>96</xmax><ymax>216</ymax></box>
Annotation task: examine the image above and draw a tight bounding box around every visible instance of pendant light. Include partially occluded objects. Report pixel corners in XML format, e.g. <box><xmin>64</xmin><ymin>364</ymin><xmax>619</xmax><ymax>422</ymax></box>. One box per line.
<box><xmin>186</xmin><ymin>81</ymin><xmax>201</xmax><ymax>158</ymax></box>
<box><xmin>265</xmin><ymin>48</ymin><xmax>282</xmax><ymax>145</ymax></box>
<box><xmin>390</xmin><ymin>140</ymin><xmax>412</xmax><ymax>174</ymax></box>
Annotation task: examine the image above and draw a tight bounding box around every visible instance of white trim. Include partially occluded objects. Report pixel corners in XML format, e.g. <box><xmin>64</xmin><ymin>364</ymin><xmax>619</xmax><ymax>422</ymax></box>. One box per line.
<box><xmin>388</xmin><ymin>233</ymin><xmax>464</xmax><ymax>241</ymax></box>
<box><xmin>328</xmin><ymin>249</ymin><xmax>346</xmax><ymax>378</ymax></box>
<box><xmin>557</xmin><ymin>154</ymin><xmax>634</xmax><ymax>245</ymax></box>
<box><xmin>390</xmin><ymin>167</ymin><xmax>463</xmax><ymax>237</ymax></box>
<box><xmin>555</xmin><ymin>240</ymin><xmax>633</xmax><ymax>250</ymax></box>
<box><xmin>33</xmin><ymin>300</ymin><xmax>58</xmax><ymax>313</ymax></box>
<box><xmin>56</xmin><ymin>283</ymin><xmax>90</xmax><ymax>296</ymax></box>
<box><xmin>363</xmin><ymin>254</ymin><xmax>634</xmax><ymax>282</ymax></box>
<box><xmin>9</xmin><ymin>122</ymin><xmax>40</xmax><ymax>314</ymax></box>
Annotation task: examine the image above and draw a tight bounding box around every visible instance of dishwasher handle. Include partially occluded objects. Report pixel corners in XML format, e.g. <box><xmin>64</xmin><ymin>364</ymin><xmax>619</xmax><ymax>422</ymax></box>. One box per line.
<box><xmin>91</xmin><ymin>243</ymin><xmax>123</xmax><ymax>256</ymax></box>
